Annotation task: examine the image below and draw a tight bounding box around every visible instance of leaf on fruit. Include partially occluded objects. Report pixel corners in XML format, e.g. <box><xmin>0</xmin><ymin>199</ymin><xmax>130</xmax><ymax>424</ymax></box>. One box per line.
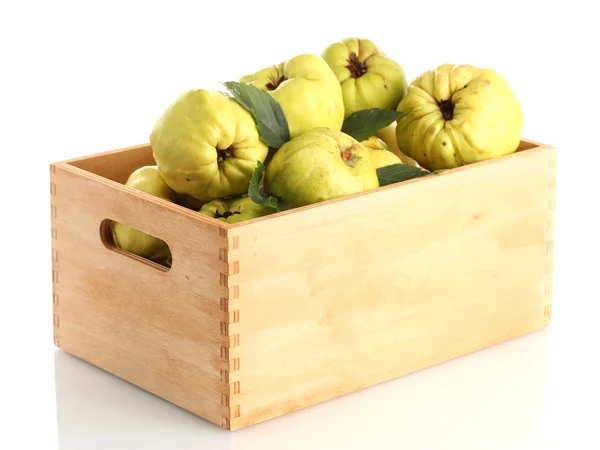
<box><xmin>376</xmin><ymin>164</ymin><xmax>431</xmax><ymax>186</ymax></box>
<box><xmin>248</xmin><ymin>161</ymin><xmax>291</xmax><ymax>212</ymax></box>
<box><xmin>223</xmin><ymin>81</ymin><xmax>290</xmax><ymax>148</ymax></box>
<box><xmin>341</xmin><ymin>108</ymin><xmax>404</xmax><ymax>142</ymax></box>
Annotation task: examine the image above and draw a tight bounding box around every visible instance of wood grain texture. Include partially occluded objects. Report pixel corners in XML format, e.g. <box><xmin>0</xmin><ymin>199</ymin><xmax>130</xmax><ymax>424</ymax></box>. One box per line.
<box><xmin>50</xmin><ymin>139</ymin><xmax>556</xmax><ymax>431</ymax></box>
<box><xmin>67</xmin><ymin>143</ymin><xmax>155</xmax><ymax>184</ymax></box>
<box><xmin>225</xmin><ymin>142</ymin><xmax>556</xmax><ymax>429</ymax></box>
<box><xmin>50</xmin><ymin>162</ymin><xmax>229</xmax><ymax>427</ymax></box>
<box><xmin>218</xmin><ymin>230</ymin><xmax>243</xmax><ymax>429</ymax></box>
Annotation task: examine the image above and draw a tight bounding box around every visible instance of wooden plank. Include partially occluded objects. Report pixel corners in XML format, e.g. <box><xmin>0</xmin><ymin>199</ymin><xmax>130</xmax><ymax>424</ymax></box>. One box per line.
<box><xmin>224</xmin><ymin>140</ymin><xmax>553</xmax><ymax>231</ymax></box>
<box><xmin>226</xmin><ymin>144</ymin><xmax>556</xmax><ymax>429</ymax></box>
<box><xmin>50</xmin><ymin>138</ymin><xmax>556</xmax><ymax>431</ymax></box>
<box><xmin>67</xmin><ymin>143</ymin><xmax>155</xmax><ymax>184</ymax></box>
<box><xmin>50</xmin><ymin>162</ymin><xmax>229</xmax><ymax>427</ymax></box>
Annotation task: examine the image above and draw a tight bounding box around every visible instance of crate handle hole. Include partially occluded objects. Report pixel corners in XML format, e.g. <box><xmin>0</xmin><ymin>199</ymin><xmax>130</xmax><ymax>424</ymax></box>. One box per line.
<box><xmin>100</xmin><ymin>219</ymin><xmax>172</xmax><ymax>271</ymax></box>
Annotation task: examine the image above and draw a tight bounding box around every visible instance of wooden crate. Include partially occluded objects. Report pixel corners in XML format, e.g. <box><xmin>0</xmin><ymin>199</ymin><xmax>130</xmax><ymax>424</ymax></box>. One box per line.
<box><xmin>49</xmin><ymin>138</ymin><xmax>556</xmax><ymax>431</ymax></box>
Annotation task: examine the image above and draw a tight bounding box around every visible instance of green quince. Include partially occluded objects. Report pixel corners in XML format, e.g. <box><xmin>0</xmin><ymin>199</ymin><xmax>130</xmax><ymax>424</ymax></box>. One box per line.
<box><xmin>322</xmin><ymin>37</ymin><xmax>407</xmax><ymax>118</ymax></box>
<box><xmin>199</xmin><ymin>197</ymin><xmax>274</xmax><ymax>224</ymax></box>
<box><xmin>239</xmin><ymin>54</ymin><xmax>344</xmax><ymax>139</ymax></box>
<box><xmin>396</xmin><ymin>63</ymin><xmax>523</xmax><ymax>171</ymax></box>
<box><xmin>150</xmin><ymin>89</ymin><xmax>268</xmax><ymax>202</ymax></box>
<box><xmin>112</xmin><ymin>166</ymin><xmax>175</xmax><ymax>264</ymax></box>
<box><xmin>360</xmin><ymin>136</ymin><xmax>403</xmax><ymax>169</ymax></box>
<box><xmin>374</xmin><ymin>122</ymin><xmax>419</xmax><ymax>167</ymax></box>
<box><xmin>264</xmin><ymin>128</ymin><xmax>379</xmax><ymax>207</ymax></box>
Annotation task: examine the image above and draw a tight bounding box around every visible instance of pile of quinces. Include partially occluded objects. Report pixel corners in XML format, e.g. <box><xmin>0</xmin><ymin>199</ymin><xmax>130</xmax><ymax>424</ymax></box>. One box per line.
<box><xmin>112</xmin><ymin>37</ymin><xmax>523</xmax><ymax>266</ymax></box>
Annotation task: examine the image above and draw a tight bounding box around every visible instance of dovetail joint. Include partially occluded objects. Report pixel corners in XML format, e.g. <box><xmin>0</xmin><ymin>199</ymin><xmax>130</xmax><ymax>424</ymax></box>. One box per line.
<box><xmin>229</xmin><ymin>310</ymin><xmax>240</xmax><ymax>324</ymax></box>
<box><xmin>219</xmin><ymin>233</ymin><xmax>241</xmax><ymax>428</ymax></box>
<box><xmin>220</xmin><ymin>273</ymin><xmax>228</xmax><ymax>287</ymax></box>
<box><xmin>219</xmin><ymin>248</ymin><xmax>227</xmax><ymax>262</ymax></box>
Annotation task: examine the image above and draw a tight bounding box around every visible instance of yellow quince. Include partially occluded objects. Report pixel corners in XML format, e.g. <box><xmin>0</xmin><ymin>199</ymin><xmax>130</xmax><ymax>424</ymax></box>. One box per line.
<box><xmin>112</xmin><ymin>166</ymin><xmax>175</xmax><ymax>264</ymax></box>
<box><xmin>396</xmin><ymin>63</ymin><xmax>523</xmax><ymax>170</ymax></box>
<box><xmin>240</xmin><ymin>54</ymin><xmax>344</xmax><ymax>139</ymax></box>
<box><xmin>150</xmin><ymin>89</ymin><xmax>268</xmax><ymax>202</ymax></box>
<box><xmin>322</xmin><ymin>37</ymin><xmax>407</xmax><ymax>118</ymax></box>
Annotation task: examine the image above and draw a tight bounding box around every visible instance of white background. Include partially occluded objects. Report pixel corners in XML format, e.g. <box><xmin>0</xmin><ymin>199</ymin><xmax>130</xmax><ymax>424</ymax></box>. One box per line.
<box><xmin>2</xmin><ymin>1</ymin><xmax>599</xmax><ymax>449</ymax></box>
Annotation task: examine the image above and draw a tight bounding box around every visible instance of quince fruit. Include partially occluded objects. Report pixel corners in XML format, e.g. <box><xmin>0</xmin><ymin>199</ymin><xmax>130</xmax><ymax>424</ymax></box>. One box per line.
<box><xmin>199</xmin><ymin>197</ymin><xmax>274</xmax><ymax>224</ymax></box>
<box><xmin>360</xmin><ymin>136</ymin><xmax>403</xmax><ymax>169</ymax></box>
<box><xmin>150</xmin><ymin>89</ymin><xmax>268</xmax><ymax>201</ymax></box>
<box><xmin>322</xmin><ymin>37</ymin><xmax>407</xmax><ymax>118</ymax></box>
<box><xmin>265</xmin><ymin>128</ymin><xmax>378</xmax><ymax>207</ymax></box>
<box><xmin>374</xmin><ymin>122</ymin><xmax>419</xmax><ymax>167</ymax></box>
<box><xmin>239</xmin><ymin>54</ymin><xmax>344</xmax><ymax>139</ymax></box>
<box><xmin>396</xmin><ymin>63</ymin><xmax>523</xmax><ymax>170</ymax></box>
<box><xmin>112</xmin><ymin>166</ymin><xmax>175</xmax><ymax>264</ymax></box>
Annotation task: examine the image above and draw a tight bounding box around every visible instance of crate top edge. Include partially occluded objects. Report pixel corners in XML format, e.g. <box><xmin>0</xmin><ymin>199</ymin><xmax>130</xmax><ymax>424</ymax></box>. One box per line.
<box><xmin>50</xmin><ymin>142</ymin><xmax>153</xmax><ymax>167</ymax></box>
<box><xmin>50</xmin><ymin>138</ymin><xmax>555</xmax><ymax>233</ymax></box>
<box><xmin>225</xmin><ymin>139</ymin><xmax>556</xmax><ymax>230</ymax></box>
<box><xmin>54</xmin><ymin>163</ymin><xmax>229</xmax><ymax>233</ymax></box>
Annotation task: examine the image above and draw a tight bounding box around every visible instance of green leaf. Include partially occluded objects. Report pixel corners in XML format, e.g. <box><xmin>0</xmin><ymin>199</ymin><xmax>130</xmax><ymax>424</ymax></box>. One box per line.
<box><xmin>248</xmin><ymin>161</ymin><xmax>291</xmax><ymax>211</ymax></box>
<box><xmin>341</xmin><ymin>108</ymin><xmax>404</xmax><ymax>142</ymax></box>
<box><xmin>223</xmin><ymin>81</ymin><xmax>290</xmax><ymax>148</ymax></box>
<box><xmin>376</xmin><ymin>164</ymin><xmax>431</xmax><ymax>187</ymax></box>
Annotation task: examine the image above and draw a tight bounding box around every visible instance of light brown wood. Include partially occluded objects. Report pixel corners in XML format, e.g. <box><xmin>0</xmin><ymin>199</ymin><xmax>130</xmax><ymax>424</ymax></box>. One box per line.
<box><xmin>50</xmin><ymin>162</ymin><xmax>232</xmax><ymax>427</ymax></box>
<box><xmin>221</xmin><ymin>140</ymin><xmax>556</xmax><ymax>429</ymax></box>
<box><xmin>67</xmin><ymin>143</ymin><xmax>155</xmax><ymax>184</ymax></box>
<box><xmin>50</xmin><ymin>138</ymin><xmax>556</xmax><ymax>431</ymax></box>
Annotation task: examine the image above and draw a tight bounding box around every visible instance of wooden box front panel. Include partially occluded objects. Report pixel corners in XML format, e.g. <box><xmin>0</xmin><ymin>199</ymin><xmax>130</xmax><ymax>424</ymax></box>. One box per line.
<box><xmin>50</xmin><ymin>162</ymin><xmax>232</xmax><ymax>427</ymax></box>
<box><xmin>227</xmin><ymin>144</ymin><xmax>556</xmax><ymax>429</ymax></box>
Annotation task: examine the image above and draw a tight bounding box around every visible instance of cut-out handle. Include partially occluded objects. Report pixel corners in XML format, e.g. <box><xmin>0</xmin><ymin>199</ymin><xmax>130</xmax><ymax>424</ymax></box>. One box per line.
<box><xmin>100</xmin><ymin>219</ymin><xmax>172</xmax><ymax>271</ymax></box>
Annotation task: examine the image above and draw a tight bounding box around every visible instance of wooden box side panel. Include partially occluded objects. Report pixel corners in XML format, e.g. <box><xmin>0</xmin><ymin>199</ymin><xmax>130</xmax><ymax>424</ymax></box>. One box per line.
<box><xmin>50</xmin><ymin>163</ymin><xmax>231</xmax><ymax>427</ymax></box>
<box><xmin>67</xmin><ymin>144</ymin><xmax>155</xmax><ymax>184</ymax></box>
<box><xmin>227</xmin><ymin>146</ymin><xmax>556</xmax><ymax>430</ymax></box>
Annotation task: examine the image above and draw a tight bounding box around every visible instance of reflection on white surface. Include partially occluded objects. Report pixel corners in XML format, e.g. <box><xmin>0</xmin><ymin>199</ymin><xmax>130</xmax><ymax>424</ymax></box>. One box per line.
<box><xmin>56</xmin><ymin>330</ymin><xmax>551</xmax><ymax>450</ymax></box>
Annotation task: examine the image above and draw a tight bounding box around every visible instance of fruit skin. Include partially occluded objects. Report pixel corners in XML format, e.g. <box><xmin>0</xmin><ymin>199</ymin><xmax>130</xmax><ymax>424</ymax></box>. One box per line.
<box><xmin>322</xmin><ymin>37</ymin><xmax>407</xmax><ymax>118</ymax></box>
<box><xmin>374</xmin><ymin>122</ymin><xmax>419</xmax><ymax>167</ymax></box>
<box><xmin>112</xmin><ymin>166</ymin><xmax>175</xmax><ymax>263</ymax></box>
<box><xmin>264</xmin><ymin>128</ymin><xmax>379</xmax><ymax>207</ymax></box>
<box><xmin>150</xmin><ymin>89</ymin><xmax>268</xmax><ymax>202</ymax></box>
<box><xmin>361</xmin><ymin>136</ymin><xmax>403</xmax><ymax>169</ymax></box>
<box><xmin>396</xmin><ymin>63</ymin><xmax>523</xmax><ymax>171</ymax></box>
<box><xmin>240</xmin><ymin>54</ymin><xmax>344</xmax><ymax>139</ymax></box>
<box><xmin>199</xmin><ymin>197</ymin><xmax>274</xmax><ymax>224</ymax></box>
